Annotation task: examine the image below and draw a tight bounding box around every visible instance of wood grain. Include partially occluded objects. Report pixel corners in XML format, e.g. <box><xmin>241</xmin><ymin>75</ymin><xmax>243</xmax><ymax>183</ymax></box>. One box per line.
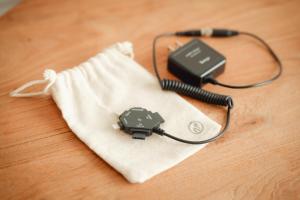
<box><xmin>1</xmin><ymin>0</ymin><xmax>300</xmax><ymax>199</ymax></box>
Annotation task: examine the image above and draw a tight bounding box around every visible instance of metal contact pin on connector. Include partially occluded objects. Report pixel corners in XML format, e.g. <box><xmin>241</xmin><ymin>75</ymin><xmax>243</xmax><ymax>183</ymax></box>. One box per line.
<box><xmin>167</xmin><ymin>45</ymin><xmax>175</xmax><ymax>52</ymax></box>
<box><xmin>175</xmin><ymin>40</ymin><xmax>183</xmax><ymax>47</ymax></box>
<box><xmin>168</xmin><ymin>41</ymin><xmax>183</xmax><ymax>52</ymax></box>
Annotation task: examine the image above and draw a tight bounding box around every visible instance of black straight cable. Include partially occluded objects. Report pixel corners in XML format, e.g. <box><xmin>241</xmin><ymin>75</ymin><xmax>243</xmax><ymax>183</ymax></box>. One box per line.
<box><xmin>206</xmin><ymin>31</ymin><xmax>283</xmax><ymax>89</ymax></box>
<box><xmin>153</xmin><ymin>106</ymin><xmax>231</xmax><ymax>144</ymax></box>
<box><xmin>152</xmin><ymin>32</ymin><xmax>175</xmax><ymax>87</ymax></box>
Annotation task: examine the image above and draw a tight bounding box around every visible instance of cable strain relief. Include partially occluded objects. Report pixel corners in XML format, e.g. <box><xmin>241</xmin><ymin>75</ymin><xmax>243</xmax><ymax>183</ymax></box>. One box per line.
<box><xmin>175</xmin><ymin>30</ymin><xmax>202</xmax><ymax>36</ymax></box>
<box><xmin>212</xmin><ymin>29</ymin><xmax>239</xmax><ymax>37</ymax></box>
<box><xmin>226</xmin><ymin>97</ymin><xmax>234</xmax><ymax>108</ymax></box>
<box><xmin>153</xmin><ymin>127</ymin><xmax>165</xmax><ymax>136</ymax></box>
<box><xmin>204</xmin><ymin>76</ymin><xmax>218</xmax><ymax>85</ymax></box>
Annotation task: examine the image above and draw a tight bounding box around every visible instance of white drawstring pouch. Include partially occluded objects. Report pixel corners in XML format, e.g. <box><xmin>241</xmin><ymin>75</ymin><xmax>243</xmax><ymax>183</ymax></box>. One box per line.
<box><xmin>10</xmin><ymin>42</ymin><xmax>221</xmax><ymax>183</ymax></box>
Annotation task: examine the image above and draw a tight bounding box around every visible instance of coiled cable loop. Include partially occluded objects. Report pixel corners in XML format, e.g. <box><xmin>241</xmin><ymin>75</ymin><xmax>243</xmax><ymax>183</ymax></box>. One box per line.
<box><xmin>161</xmin><ymin>79</ymin><xmax>233</xmax><ymax>108</ymax></box>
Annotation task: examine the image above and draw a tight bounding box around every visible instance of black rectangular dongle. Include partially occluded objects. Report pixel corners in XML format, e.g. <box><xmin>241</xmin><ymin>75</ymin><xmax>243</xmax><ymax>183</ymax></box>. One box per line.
<box><xmin>167</xmin><ymin>39</ymin><xmax>226</xmax><ymax>87</ymax></box>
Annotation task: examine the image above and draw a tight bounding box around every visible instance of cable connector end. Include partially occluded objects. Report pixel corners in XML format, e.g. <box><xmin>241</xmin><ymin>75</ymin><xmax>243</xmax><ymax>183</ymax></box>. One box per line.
<box><xmin>153</xmin><ymin>127</ymin><xmax>165</xmax><ymax>136</ymax></box>
<box><xmin>175</xmin><ymin>28</ymin><xmax>239</xmax><ymax>37</ymax></box>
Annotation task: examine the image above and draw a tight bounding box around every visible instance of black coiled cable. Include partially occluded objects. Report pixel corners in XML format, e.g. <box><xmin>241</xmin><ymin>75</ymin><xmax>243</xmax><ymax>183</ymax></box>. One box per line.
<box><xmin>155</xmin><ymin>77</ymin><xmax>233</xmax><ymax>144</ymax></box>
<box><xmin>161</xmin><ymin>79</ymin><xmax>233</xmax><ymax>108</ymax></box>
<box><xmin>157</xmin><ymin>79</ymin><xmax>233</xmax><ymax>144</ymax></box>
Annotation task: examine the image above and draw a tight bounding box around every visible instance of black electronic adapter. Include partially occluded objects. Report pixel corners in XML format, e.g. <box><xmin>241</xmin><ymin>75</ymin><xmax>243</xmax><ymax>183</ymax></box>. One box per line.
<box><xmin>167</xmin><ymin>39</ymin><xmax>226</xmax><ymax>87</ymax></box>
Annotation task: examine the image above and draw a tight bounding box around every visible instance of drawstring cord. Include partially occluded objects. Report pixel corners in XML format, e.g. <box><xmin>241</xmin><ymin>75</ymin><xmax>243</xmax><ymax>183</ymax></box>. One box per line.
<box><xmin>10</xmin><ymin>69</ymin><xmax>57</xmax><ymax>97</ymax></box>
<box><xmin>9</xmin><ymin>42</ymin><xmax>132</xmax><ymax>97</ymax></box>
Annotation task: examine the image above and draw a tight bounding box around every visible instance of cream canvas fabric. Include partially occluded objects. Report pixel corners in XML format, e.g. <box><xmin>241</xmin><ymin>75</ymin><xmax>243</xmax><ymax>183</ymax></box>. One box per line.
<box><xmin>10</xmin><ymin>42</ymin><xmax>221</xmax><ymax>183</ymax></box>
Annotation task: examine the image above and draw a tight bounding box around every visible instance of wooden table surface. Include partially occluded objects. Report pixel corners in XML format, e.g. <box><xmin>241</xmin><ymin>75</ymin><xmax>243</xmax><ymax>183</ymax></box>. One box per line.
<box><xmin>1</xmin><ymin>0</ymin><xmax>300</xmax><ymax>199</ymax></box>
